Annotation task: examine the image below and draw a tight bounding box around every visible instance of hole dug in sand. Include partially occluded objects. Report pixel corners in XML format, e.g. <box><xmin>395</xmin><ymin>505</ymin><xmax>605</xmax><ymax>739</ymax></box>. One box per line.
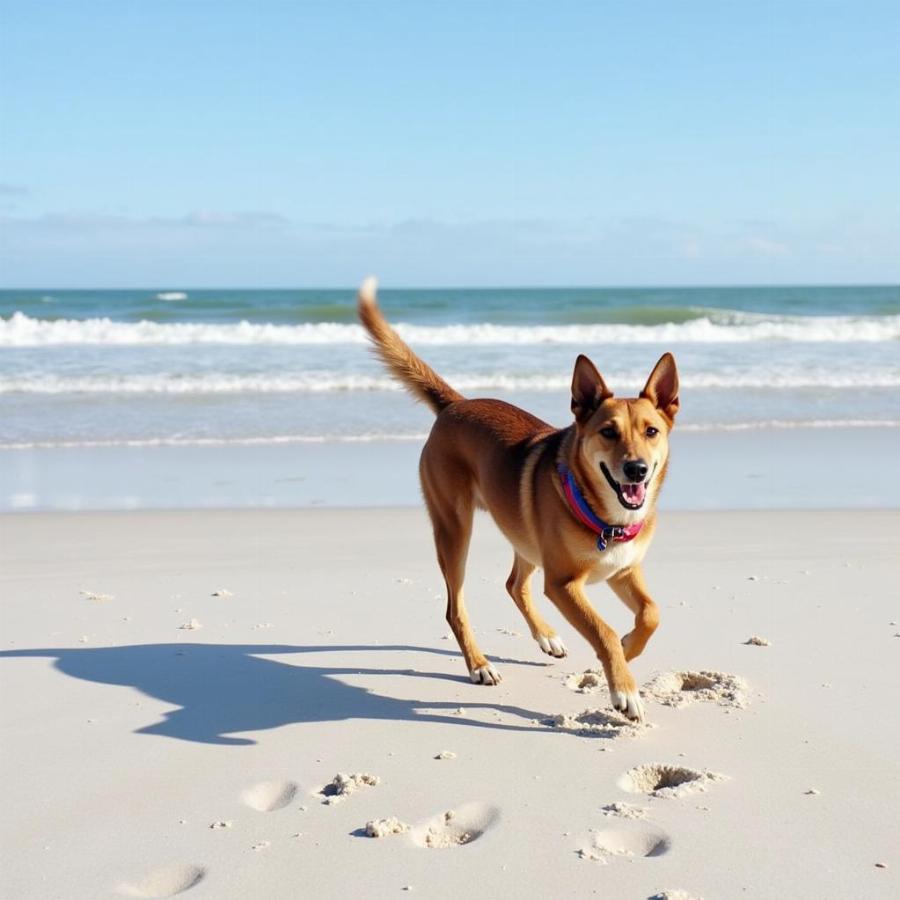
<box><xmin>411</xmin><ymin>802</ymin><xmax>500</xmax><ymax>849</ymax></box>
<box><xmin>618</xmin><ymin>764</ymin><xmax>726</xmax><ymax>799</ymax></box>
<box><xmin>642</xmin><ymin>670</ymin><xmax>748</xmax><ymax>708</ymax></box>
<box><xmin>240</xmin><ymin>780</ymin><xmax>299</xmax><ymax>812</ymax></box>
<box><xmin>675</xmin><ymin>672</ymin><xmax>717</xmax><ymax>691</ymax></box>
<box><xmin>578</xmin><ymin>823</ymin><xmax>672</xmax><ymax>862</ymax></box>
<box><xmin>117</xmin><ymin>864</ymin><xmax>206</xmax><ymax>898</ymax></box>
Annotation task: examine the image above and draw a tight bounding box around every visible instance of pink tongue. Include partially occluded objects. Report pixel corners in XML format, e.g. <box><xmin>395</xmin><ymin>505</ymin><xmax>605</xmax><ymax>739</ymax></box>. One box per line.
<box><xmin>622</xmin><ymin>482</ymin><xmax>646</xmax><ymax>505</ymax></box>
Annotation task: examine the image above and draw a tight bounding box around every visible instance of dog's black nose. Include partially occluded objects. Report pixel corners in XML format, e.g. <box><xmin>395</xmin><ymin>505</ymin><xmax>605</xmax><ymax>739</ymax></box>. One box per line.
<box><xmin>623</xmin><ymin>459</ymin><xmax>649</xmax><ymax>482</ymax></box>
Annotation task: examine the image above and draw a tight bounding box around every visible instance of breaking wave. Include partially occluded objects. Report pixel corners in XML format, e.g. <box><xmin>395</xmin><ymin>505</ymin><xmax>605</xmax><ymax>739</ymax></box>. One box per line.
<box><xmin>3</xmin><ymin>311</ymin><xmax>900</xmax><ymax>346</ymax></box>
<box><xmin>2</xmin><ymin>419</ymin><xmax>898</xmax><ymax>451</ymax></box>
<box><xmin>2</xmin><ymin>369</ymin><xmax>899</xmax><ymax>395</ymax></box>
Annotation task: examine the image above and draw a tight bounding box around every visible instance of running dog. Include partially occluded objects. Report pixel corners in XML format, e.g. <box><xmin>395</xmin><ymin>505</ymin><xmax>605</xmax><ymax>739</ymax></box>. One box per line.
<box><xmin>358</xmin><ymin>278</ymin><xmax>679</xmax><ymax>721</ymax></box>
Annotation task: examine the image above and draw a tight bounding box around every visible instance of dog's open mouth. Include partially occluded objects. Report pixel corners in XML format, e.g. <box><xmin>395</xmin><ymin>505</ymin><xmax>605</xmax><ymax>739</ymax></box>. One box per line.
<box><xmin>600</xmin><ymin>463</ymin><xmax>655</xmax><ymax>511</ymax></box>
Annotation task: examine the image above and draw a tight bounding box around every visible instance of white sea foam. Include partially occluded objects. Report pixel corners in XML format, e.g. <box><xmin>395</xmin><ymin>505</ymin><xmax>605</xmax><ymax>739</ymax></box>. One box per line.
<box><xmin>2</xmin><ymin>369</ymin><xmax>899</xmax><ymax>395</ymax></box>
<box><xmin>155</xmin><ymin>291</ymin><xmax>188</xmax><ymax>301</ymax></box>
<box><xmin>0</xmin><ymin>433</ymin><xmax>432</xmax><ymax>450</ymax></box>
<box><xmin>3</xmin><ymin>311</ymin><xmax>900</xmax><ymax>346</ymax></box>
<box><xmin>1</xmin><ymin>419</ymin><xmax>898</xmax><ymax>451</ymax></box>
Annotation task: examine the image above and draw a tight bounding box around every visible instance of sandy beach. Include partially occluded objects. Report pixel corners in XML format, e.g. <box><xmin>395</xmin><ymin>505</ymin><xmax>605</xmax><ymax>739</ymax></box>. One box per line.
<box><xmin>2</xmin><ymin>507</ymin><xmax>898</xmax><ymax>899</ymax></box>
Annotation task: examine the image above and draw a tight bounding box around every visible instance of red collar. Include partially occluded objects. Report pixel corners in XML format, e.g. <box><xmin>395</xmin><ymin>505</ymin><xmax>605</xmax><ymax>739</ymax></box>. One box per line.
<box><xmin>557</xmin><ymin>464</ymin><xmax>644</xmax><ymax>551</ymax></box>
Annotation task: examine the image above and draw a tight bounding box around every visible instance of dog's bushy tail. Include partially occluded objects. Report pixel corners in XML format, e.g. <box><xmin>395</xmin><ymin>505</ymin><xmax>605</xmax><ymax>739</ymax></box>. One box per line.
<box><xmin>357</xmin><ymin>277</ymin><xmax>464</xmax><ymax>415</ymax></box>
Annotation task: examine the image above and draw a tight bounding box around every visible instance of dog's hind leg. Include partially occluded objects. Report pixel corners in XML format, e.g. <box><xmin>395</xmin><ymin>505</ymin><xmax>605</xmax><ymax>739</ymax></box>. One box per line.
<box><xmin>421</xmin><ymin>476</ymin><xmax>500</xmax><ymax>686</ymax></box>
<box><xmin>506</xmin><ymin>553</ymin><xmax>567</xmax><ymax>658</ymax></box>
<box><xmin>607</xmin><ymin>566</ymin><xmax>660</xmax><ymax>662</ymax></box>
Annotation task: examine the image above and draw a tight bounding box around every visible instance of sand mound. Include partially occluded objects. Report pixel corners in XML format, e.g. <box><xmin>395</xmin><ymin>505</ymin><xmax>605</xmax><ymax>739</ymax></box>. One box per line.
<box><xmin>545</xmin><ymin>708</ymin><xmax>647</xmax><ymax>738</ymax></box>
<box><xmin>365</xmin><ymin>817</ymin><xmax>410</xmax><ymax>838</ymax></box>
<box><xmin>411</xmin><ymin>803</ymin><xmax>500</xmax><ymax>849</ymax></box>
<box><xmin>744</xmin><ymin>635</ymin><xmax>771</xmax><ymax>646</ymax></box>
<box><xmin>649</xmin><ymin>891</ymin><xmax>704</xmax><ymax>900</ymax></box>
<box><xmin>319</xmin><ymin>772</ymin><xmax>380</xmax><ymax>804</ymax></box>
<box><xmin>642</xmin><ymin>670</ymin><xmax>749</xmax><ymax>708</ymax></box>
<box><xmin>80</xmin><ymin>590</ymin><xmax>113</xmax><ymax>602</ymax></box>
<box><xmin>600</xmin><ymin>801</ymin><xmax>648</xmax><ymax>819</ymax></box>
<box><xmin>618</xmin><ymin>764</ymin><xmax>726</xmax><ymax>799</ymax></box>
<box><xmin>565</xmin><ymin>670</ymin><xmax>605</xmax><ymax>693</ymax></box>
<box><xmin>578</xmin><ymin>824</ymin><xmax>671</xmax><ymax>862</ymax></box>
<box><xmin>240</xmin><ymin>780</ymin><xmax>299</xmax><ymax>812</ymax></box>
<box><xmin>117</xmin><ymin>864</ymin><xmax>205</xmax><ymax>898</ymax></box>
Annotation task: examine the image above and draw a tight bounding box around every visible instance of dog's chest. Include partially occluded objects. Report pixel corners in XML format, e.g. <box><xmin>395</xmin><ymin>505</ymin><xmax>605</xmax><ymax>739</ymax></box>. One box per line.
<box><xmin>584</xmin><ymin>537</ymin><xmax>646</xmax><ymax>583</ymax></box>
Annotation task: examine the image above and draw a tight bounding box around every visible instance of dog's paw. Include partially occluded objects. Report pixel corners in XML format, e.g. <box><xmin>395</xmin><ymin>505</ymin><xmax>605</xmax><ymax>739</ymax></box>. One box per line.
<box><xmin>536</xmin><ymin>634</ymin><xmax>568</xmax><ymax>658</ymax></box>
<box><xmin>610</xmin><ymin>690</ymin><xmax>645</xmax><ymax>723</ymax></box>
<box><xmin>469</xmin><ymin>664</ymin><xmax>502</xmax><ymax>685</ymax></box>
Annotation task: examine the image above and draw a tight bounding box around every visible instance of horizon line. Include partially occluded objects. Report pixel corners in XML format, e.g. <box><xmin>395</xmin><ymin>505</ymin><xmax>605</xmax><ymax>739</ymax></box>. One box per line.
<box><xmin>2</xmin><ymin>281</ymin><xmax>898</xmax><ymax>293</ymax></box>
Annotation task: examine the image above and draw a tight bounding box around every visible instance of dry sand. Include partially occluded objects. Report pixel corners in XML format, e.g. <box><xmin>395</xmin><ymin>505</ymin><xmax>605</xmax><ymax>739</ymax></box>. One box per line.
<box><xmin>1</xmin><ymin>508</ymin><xmax>898</xmax><ymax>898</ymax></box>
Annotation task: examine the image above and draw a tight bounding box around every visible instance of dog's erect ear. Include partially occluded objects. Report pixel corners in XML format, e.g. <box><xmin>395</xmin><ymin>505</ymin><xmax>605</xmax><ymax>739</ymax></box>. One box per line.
<box><xmin>641</xmin><ymin>352</ymin><xmax>680</xmax><ymax>422</ymax></box>
<box><xmin>571</xmin><ymin>354</ymin><xmax>613</xmax><ymax>423</ymax></box>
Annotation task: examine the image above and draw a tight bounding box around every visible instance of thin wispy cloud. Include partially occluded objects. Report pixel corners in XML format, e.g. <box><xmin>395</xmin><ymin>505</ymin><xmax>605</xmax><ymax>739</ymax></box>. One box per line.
<box><xmin>2</xmin><ymin>210</ymin><xmax>897</xmax><ymax>286</ymax></box>
<box><xmin>5</xmin><ymin>210</ymin><xmax>289</xmax><ymax>230</ymax></box>
<box><xmin>0</xmin><ymin>183</ymin><xmax>30</xmax><ymax>197</ymax></box>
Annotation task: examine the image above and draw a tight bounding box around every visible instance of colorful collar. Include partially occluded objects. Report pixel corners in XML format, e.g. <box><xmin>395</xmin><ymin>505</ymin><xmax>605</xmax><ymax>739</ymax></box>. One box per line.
<box><xmin>557</xmin><ymin>463</ymin><xmax>644</xmax><ymax>551</ymax></box>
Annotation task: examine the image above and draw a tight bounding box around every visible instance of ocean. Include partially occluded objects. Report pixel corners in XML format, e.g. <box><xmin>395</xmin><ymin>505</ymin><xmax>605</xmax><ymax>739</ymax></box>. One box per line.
<box><xmin>2</xmin><ymin>285</ymin><xmax>899</xmax><ymax>452</ymax></box>
<box><xmin>2</xmin><ymin>285</ymin><xmax>899</xmax><ymax>511</ymax></box>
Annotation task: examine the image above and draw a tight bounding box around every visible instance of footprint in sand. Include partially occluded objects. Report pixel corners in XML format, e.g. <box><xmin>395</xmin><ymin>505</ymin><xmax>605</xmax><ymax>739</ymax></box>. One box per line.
<box><xmin>577</xmin><ymin>822</ymin><xmax>671</xmax><ymax>862</ymax></box>
<box><xmin>642</xmin><ymin>671</ymin><xmax>748</xmax><ymax>708</ymax></box>
<box><xmin>618</xmin><ymin>763</ymin><xmax>726</xmax><ymax>799</ymax></box>
<box><xmin>240</xmin><ymin>780</ymin><xmax>299</xmax><ymax>812</ymax></box>
<box><xmin>117</xmin><ymin>864</ymin><xmax>205</xmax><ymax>898</ymax></box>
<box><xmin>410</xmin><ymin>803</ymin><xmax>500</xmax><ymax>849</ymax></box>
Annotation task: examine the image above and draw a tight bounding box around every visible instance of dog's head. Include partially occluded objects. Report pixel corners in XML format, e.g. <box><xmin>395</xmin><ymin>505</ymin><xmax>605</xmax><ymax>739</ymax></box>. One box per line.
<box><xmin>569</xmin><ymin>352</ymin><xmax>679</xmax><ymax>522</ymax></box>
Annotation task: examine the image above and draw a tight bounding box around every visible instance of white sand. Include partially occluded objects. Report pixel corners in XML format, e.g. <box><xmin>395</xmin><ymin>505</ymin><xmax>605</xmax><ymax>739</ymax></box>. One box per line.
<box><xmin>319</xmin><ymin>772</ymin><xmax>380</xmax><ymax>804</ymax></box>
<box><xmin>641</xmin><ymin>670</ymin><xmax>750</xmax><ymax>708</ymax></box>
<box><xmin>745</xmin><ymin>635</ymin><xmax>771</xmax><ymax>646</ymax></box>
<box><xmin>617</xmin><ymin>764</ymin><xmax>727</xmax><ymax>800</ymax></box>
<box><xmin>1</xmin><ymin>508</ymin><xmax>898</xmax><ymax>898</ymax></box>
<box><xmin>366</xmin><ymin>817</ymin><xmax>411</xmax><ymax>838</ymax></box>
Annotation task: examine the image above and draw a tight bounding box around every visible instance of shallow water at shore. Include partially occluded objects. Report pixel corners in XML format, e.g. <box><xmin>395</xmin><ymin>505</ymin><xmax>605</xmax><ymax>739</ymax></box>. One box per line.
<box><xmin>4</xmin><ymin>426</ymin><xmax>899</xmax><ymax>512</ymax></box>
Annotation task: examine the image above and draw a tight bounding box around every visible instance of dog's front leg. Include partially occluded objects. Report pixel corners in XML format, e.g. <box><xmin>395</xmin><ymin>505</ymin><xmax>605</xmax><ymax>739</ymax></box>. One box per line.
<box><xmin>607</xmin><ymin>565</ymin><xmax>660</xmax><ymax>662</ymax></box>
<box><xmin>544</xmin><ymin>573</ymin><xmax>644</xmax><ymax>721</ymax></box>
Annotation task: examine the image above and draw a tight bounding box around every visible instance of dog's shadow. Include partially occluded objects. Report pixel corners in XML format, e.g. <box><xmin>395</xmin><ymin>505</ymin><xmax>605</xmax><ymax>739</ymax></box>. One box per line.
<box><xmin>0</xmin><ymin>643</ymin><xmax>554</xmax><ymax>746</ymax></box>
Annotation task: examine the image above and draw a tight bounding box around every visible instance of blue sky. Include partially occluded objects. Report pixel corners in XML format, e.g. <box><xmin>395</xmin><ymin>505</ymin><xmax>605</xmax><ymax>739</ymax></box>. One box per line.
<box><xmin>1</xmin><ymin>1</ymin><xmax>898</xmax><ymax>287</ymax></box>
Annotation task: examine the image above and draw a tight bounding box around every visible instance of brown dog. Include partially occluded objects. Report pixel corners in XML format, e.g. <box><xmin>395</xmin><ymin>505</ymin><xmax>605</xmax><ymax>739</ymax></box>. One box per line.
<box><xmin>358</xmin><ymin>278</ymin><xmax>679</xmax><ymax>721</ymax></box>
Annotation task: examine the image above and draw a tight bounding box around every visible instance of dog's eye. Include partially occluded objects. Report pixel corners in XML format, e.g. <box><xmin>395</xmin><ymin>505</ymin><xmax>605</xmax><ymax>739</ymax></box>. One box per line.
<box><xmin>646</xmin><ymin>426</ymin><xmax>659</xmax><ymax>437</ymax></box>
<box><xmin>599</xmin><ymin>426</ymin><xmax>618</xmax><ymax>440</ymax></box>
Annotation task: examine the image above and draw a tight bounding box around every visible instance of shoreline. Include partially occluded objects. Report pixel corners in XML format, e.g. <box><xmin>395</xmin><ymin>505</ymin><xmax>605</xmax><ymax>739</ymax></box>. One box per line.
<box><xmin>3</xmin><ymin>424</ymin><xmax>900</xmax><ymax>512</ymax></box>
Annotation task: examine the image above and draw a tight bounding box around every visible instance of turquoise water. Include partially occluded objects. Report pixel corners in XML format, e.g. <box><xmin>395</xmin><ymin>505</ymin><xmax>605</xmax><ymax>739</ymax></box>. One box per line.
<box><xmin>3</xmin><ymin>284</ymin><xmax>900</xmax><ymax>324</ymax></box>
<box><xmin>1</xmin><ymin>285</ymin><xmax>899</xmax><ymax>449</ymax></box>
